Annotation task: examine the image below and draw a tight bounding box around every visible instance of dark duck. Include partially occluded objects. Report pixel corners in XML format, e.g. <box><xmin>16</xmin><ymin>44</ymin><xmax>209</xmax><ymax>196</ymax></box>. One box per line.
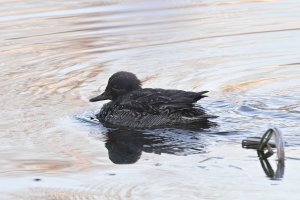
<box><xmin>89</xmin><ymin>71</ymin><xmax>215</xmax><ymax>129</ymax></box>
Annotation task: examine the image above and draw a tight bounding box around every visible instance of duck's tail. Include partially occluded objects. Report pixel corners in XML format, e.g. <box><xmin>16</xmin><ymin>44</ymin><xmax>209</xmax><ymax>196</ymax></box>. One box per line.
<box><xmin>193</xmin><ymin>91</ymin><xmax>209</xmax><ymax>101</ymax></box>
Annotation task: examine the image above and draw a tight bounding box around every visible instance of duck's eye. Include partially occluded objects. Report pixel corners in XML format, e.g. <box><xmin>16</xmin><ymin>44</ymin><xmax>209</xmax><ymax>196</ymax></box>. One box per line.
<box><xmin>111</xmin><ymin>86</ymin><xmax>125</xmax><ymax>93</ymax></box>
<box><xmin>111</xmin><ymin>84</ymin><xmax>122</xmax><ymax>90</ymax></box>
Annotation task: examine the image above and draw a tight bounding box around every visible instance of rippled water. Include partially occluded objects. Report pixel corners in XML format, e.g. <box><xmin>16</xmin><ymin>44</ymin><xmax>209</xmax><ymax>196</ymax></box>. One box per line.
<box><xmin>1</xmin><ymin>0</ymin><xmax>300</xmax><ymax>199</ymax></box>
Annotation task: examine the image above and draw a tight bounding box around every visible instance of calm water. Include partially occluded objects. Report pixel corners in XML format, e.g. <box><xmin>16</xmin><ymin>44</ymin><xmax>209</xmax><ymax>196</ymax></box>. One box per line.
<box><xmin>1</xmin><ymin>0</ymin><xmax>300</xmax><ymax>199</ymax></box>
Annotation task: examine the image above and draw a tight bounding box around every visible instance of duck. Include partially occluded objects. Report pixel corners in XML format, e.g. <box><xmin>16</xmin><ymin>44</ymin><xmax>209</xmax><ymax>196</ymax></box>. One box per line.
<box><xmin>89</xmin><ymin>71</ymin><xmax>215</xmax><ymax>129</ymax></box>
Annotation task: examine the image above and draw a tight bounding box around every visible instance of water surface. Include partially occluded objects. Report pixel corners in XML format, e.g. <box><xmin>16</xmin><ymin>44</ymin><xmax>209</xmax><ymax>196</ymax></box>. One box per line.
<box><xmin>1</xmin><ymin>0</ymin><xmax>300</xmax><ymax>199</ymax></box>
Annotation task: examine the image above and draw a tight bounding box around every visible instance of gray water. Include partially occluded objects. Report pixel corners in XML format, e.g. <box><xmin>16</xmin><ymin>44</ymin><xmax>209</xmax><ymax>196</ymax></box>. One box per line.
<box><xmin>1</xmin><ymin>0</ymin><xmax>300</xmax><ymax>199</ymax></box>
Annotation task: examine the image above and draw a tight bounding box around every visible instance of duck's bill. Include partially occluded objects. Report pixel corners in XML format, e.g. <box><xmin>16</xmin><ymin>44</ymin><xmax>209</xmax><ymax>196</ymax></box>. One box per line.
<box><xmin>89</xmin><ymin>92</ymin><xmax>109</xmax><ymax>102</ymax></box>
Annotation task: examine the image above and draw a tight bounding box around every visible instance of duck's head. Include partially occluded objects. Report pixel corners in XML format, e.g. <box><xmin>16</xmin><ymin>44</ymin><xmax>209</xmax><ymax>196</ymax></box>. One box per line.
<box><xmin>90</xmin><ymin>71</ymin><xmax>142</xmax><ymax>102</ymax></box>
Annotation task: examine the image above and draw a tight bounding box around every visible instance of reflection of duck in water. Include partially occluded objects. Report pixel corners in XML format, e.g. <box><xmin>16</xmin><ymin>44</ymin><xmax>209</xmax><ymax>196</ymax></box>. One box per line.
<box><xmin>90</xmin><ymin>71</ymin><xmax>216</xmax><ymax>129</ymax></box>
<box><xmin>105</xmin><ymin>129</ymin><xmax>208</xmax><ymax>164</ymax></box>
<box><xmin>105</xmin><ymin>129</ymin><xmax>144</xmax><ymax>164</ymax></box>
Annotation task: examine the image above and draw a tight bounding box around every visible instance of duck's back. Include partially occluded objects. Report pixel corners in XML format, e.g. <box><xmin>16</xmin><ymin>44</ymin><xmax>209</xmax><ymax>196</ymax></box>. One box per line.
<box><xmin>98</xmin><ymin>88</ymin><xmax>213</xmax><ymax>128</ymax></box>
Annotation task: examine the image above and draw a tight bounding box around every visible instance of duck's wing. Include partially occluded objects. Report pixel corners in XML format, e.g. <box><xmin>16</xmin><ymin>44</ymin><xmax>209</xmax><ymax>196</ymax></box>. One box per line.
<box><xmin>150</xmin><ymin>89</ymin><xmax>208</xmax><ymax>107</ymax></box>
<box><xmin>119</xmin><ymin>89</ymin><xmax>208</xmax><ymax>115</ymax></box>
<box><xmin>101</xmin><ymin>89</ymin><xmax>214</xmax><ymax>128</ymax></box>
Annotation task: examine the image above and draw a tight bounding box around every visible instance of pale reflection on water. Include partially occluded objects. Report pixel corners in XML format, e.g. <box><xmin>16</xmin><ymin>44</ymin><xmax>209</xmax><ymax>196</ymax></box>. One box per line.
<box><xmin>0</xmin><ymin>0</ymin><xmax>300</xmax><ymax>199</ymax></box>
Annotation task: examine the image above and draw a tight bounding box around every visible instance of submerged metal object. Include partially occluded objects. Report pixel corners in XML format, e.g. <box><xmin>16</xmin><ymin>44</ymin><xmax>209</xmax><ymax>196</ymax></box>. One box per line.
<box><xmin>257</xmin><ymin>127</ymin><xmax>285</xmax><ymax>162</ymax></box>
<box><xmin>242</xmin><ymin>127</ymin><xmax>285</xmax><ymax>179</ymax></box>
<box><xmin>242</xmin><ymin>127</ymin><xmax>285</xmax><ymax>162</ymax></box>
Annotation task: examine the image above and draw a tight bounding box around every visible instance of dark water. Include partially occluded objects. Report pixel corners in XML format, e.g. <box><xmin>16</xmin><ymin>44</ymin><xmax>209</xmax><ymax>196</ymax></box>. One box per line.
<box><xmin>1</xmin><ymin>0</ymin><xmax>300</xmax><ymax>199</ymax></box>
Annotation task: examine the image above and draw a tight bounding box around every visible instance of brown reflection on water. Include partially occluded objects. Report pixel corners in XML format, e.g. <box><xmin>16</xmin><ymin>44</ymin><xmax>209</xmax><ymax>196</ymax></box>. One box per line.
<box><xmin>17</xmin><ymin>160</ymin><xmax>72</xmax><ymax>172</ymax></box>
<box><xmin>222</xmin><ymin>77</ymin><xmax>278</xmax><ymax>92</ymax></box>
